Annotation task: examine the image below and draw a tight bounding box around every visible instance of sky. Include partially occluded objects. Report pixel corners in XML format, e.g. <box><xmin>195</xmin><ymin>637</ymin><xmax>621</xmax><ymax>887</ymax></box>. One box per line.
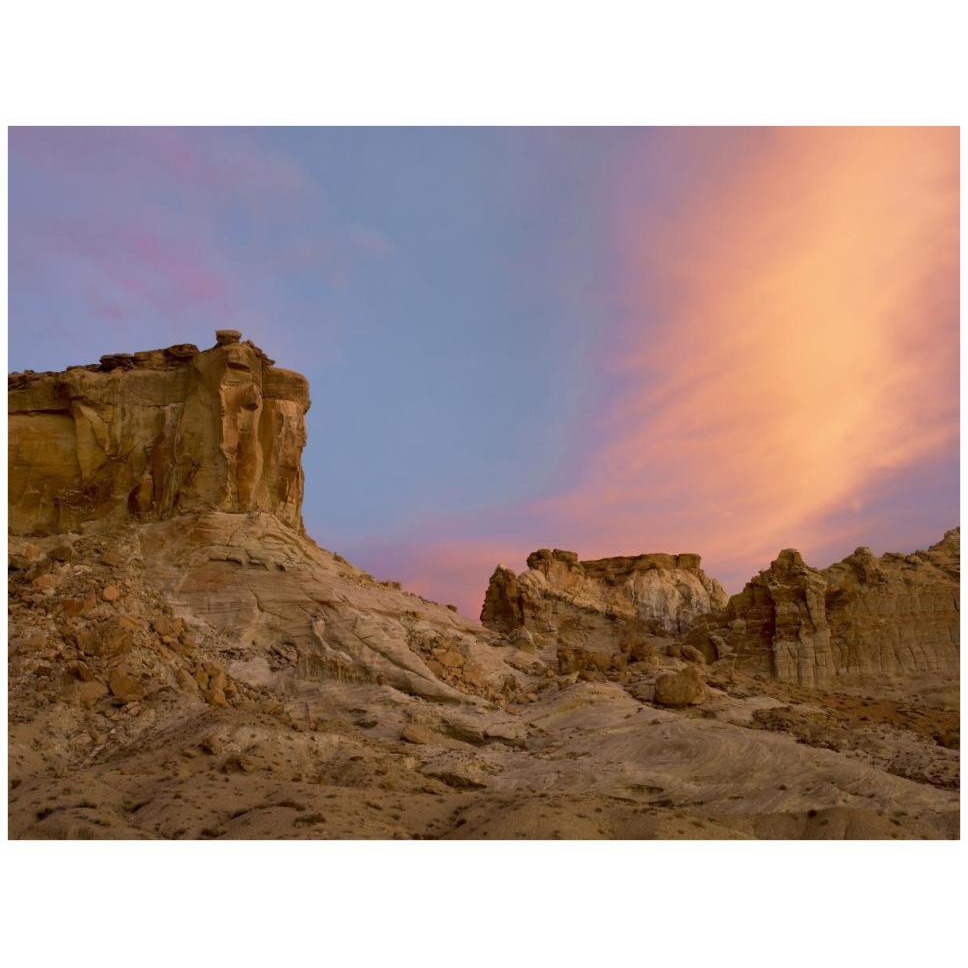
<box><xmin>8</xmin><ymin>127</ymin><xmax>960</xmax><ymax>618</ymax></box>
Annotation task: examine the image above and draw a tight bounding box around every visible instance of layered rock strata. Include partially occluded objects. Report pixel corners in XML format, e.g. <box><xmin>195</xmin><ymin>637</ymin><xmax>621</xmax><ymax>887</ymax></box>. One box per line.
<box><xmin>685</xmin><ymin>530</ymin><xmax>960</xmax><ymax>687</ymax></box>
<box><xmin>8</xmin><ymin>330</ymin><xmax>309</xmax><ymax>535</ymax></box>
<box><xmin>482</xmin><ymin>547</ymin><xmax>728</xmax><ymax>638</ymax></box>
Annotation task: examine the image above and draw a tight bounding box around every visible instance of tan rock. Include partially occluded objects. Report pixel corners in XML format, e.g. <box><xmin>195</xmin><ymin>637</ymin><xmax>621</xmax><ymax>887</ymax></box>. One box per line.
<box><xmin>195</xmin><ymin>662</ymin><xmax>228</xmax><ymax>706</ymax></box>
<box><xmin>74</xmin><ymin>679</ymin><xmax>109</xmax><ymax>708</ymax></box>
<box><xmin>483</xmin><ymin>548</ymin><xmax>727</xmax><ymax>637</ymax></box>
<box><xmin>76</xmin><ymin>617</ymin><xmax>135</xmax><ymax>658</ymax></box>
<box><xmin>59</xmin><ymin>593</ymin><xmax>97</xmax><ymax>616</ymax></box>
<box><xmin>151</xmin><ymin>616</ymin><xmax>180</xmax><ymax>637</ymax></box>
<box><xmin>400</xmin><ymin>724</ymin><xmax>435</xmax><ymax>745</ymax></box>
<box><xmin>12</xmin><ymin>633</ymin><xmax>47</xmax><ymax>652</ymax></box>
<box><xmin>686</xmin><ymin>531</ymin><xmax>960</xmax><ymax>688</ymax></box>
<box><xmin>481</xmin><ymin>547</ymin><xmax>728</xmax><ymax>686</ymax></box>
<box><xmin>654</xmin><ymin>665</ymin><xmax>707</xmax><ymax>707</ymax></box>
<box><xmin>8</xmin><ymin>331</ymin><xmax>310</xmax><ymax>535</ymax></box>
<box><xmin>175</xmin><ymin>667</ymin><xmax>200</xmax><ymax>695</ymax></box>
<box><xmin>67</xmin><ymin>660</ymin><xmax>94</xmax><ymax>682</ymax></box>
<box><xmin>102</xmin><ymin>584</ymin><xmax>121</xmax><ymax>602</ymax></box>
<box><xmin>32</xmin><ymin>573</ymin><xmax>60</xmax><ymax>591</ymax></box>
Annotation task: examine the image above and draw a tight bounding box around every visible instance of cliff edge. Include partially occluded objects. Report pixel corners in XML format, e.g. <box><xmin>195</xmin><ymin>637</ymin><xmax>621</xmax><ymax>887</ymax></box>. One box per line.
<box><xmin>8</xmin><ymin>329</ymin><xmax>310</xmax><ymax>534</ymax></box>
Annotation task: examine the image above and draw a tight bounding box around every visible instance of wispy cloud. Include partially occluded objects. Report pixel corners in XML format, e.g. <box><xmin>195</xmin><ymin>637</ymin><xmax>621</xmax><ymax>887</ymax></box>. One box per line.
<box><xmin>555</xmin><ymin>127</ymin><xmax>959</xmax><ymax>577</ymax></box>
<box><xmin>349</xmin><ymin>128</ymin><xmax>959</xmax><ymax>617</ymax></box>
<box><xmin>10</xmin><ymin>128</ymin><xmax>957</xmax><ymax>620</ymax></box>
<box><xmin>9</xmin><ymin>127</ymin><xmax>392</xmax><ymax>365</ymax></box>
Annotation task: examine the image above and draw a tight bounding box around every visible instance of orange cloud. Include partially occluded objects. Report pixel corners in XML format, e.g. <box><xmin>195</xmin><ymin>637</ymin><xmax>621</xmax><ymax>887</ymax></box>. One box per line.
<box><xmin>547</xmin><ymin>127</ymin><xmax>959</xmax><ymax>576</ymax></box>
<box><xmin>346</xmin><ymin>129</ymin><xmax>959</xmax><ymax>620</ymax></box>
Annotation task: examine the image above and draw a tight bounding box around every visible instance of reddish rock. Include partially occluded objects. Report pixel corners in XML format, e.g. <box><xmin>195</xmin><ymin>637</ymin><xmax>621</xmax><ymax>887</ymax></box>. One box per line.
<box><xmin>108</xmin><ymin>668</ymin><xmax>145</xmax><ymax>703</ymax></box>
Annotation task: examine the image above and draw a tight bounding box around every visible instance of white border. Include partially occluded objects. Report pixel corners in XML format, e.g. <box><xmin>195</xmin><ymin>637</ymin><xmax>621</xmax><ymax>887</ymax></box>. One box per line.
<box><xmin>1</xmin><ymin>2</ymin><xmax>964</xmax><ymax>966</ymax></box>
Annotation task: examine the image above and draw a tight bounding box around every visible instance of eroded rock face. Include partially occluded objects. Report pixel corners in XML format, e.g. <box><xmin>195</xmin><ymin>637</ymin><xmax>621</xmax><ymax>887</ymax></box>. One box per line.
<box><xmin>685</xmin><ymin>531</ymin><xmax>960</xmax><ymax>687</ymax></box>
<box><xmin>134</xmin><ymin>510</ymin><xmax>527</xmax><ymax>706</ymax></box>
<box><xmin>823</xmin><ymin>529</ymin><xmax>960</xmax><ymax>680</ymax></box>
<box><xmin>5</xmin><ymin>332</ymin><xmax>961</xmax><ymax>840</ymax></box>
<box><xmin>481</xmin><ymin>547</ymin><xmax>728</xmax><ymax>638</ymax></box>
<box><xmin>8</xmin><ymin>331</ymin><xmax>309</xmax><ymax>535</ymax></box>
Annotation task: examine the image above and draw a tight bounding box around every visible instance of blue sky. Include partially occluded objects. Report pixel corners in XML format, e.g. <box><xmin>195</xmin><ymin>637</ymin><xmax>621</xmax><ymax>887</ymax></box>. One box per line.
<box><xmin>8</xmin><ymin>127</ymin><xmax>959</xmax><ymax>616</ymax></box>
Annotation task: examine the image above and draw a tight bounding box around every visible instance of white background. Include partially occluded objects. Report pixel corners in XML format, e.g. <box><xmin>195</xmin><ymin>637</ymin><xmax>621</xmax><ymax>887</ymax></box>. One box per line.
<box><xmin>1</xmin><ymin>2</ymin><xmax>964</xmax><ymax>966</ymax></box>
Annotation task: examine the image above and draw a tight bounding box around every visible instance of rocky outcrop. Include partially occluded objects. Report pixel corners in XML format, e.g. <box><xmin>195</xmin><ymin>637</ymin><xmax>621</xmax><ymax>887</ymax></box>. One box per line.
<box><xmin>133</xmin><ymin>510</ymin><xmax>528</xmax><ymax>706</ymax></box>
<box><xmin>8</xmin><ymin>332</ymin><xmax>533</xmax><ymax>713</ymax></box>
<box><xmin>6</xmin><ymin>331</ymin><xmax>961</xmax><ymax>841</ymax></box>
<box><xmin>480</xmin><ymin>548</ymin><xmax>727</xmax><ymax>685</ymax></box>
<box><xmin>685</xmin><ymin>531</ymin><xmax>960</xmax><ymax>687</ymax></box>
<box><xmin>822</xmin><ymin>529</ymin><xmax>960</xmax><ymax>680</ymax></box>
<box><xmin>8</xmin><ymin>330</ymin><xmax>310</xmax><ymax>535</ymax></box>
<box><xmin>482</xmin><ymin>547</ymin><xmax>728</xmax><ymax>638</ymax></box>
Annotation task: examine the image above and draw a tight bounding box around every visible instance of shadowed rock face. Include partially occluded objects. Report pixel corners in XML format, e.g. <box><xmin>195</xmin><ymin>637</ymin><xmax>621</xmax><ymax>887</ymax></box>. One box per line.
<box><xmin>685</xmin><ymin>530</ymin><xmax>960</xmax><ymax>688</ymax></box>
<box><xmin>481</xmin><ymin>547</ymin><xmax>728</xmax><ymax>637</ymax></box>
<box><xmin>8</xmin><ymin>331</ymin><xmax>310</xmax><ymax>535</ymax></box>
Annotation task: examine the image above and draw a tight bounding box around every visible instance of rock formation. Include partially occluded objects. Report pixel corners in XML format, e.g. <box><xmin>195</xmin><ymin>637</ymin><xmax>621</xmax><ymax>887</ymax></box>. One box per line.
<box><xmin>482</xmin><ymin>547</ymin><xmax>727</xmax><ymax>636</ymax></box>
<box><xmin>6</xmin><ymin>332</ymin><xmax>960</xmax><ymax>841</ymax></box>
<box><xmin>8</xmin><ymin>330</ymin><xmax>309</xmax><ymax>535</ymax></box>
<box><xmin>685</xmin><ymin>531</ymin><xmax>960</xmax><ymax>688</ymax></box>
<box><xmin>479</xmin><ymin>547</ymin><xmax>727</xmax><ymax>679</ymax></box>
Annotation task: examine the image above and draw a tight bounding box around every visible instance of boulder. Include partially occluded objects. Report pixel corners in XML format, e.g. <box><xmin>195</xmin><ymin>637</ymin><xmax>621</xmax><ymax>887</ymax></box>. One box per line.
<box><xmin>108</xmin><ymin>668</ymin><xmax>146</xmax><ymax>704</ymax></box>
<box><xmin>654</xmin><ymin>665</ymin><xmax>707</xmax><ymax>707</ymax></box>
<box><xmin>76</xmin><ymin>617</ymin><xmax>136</xmax><ymax>659</ymax></box>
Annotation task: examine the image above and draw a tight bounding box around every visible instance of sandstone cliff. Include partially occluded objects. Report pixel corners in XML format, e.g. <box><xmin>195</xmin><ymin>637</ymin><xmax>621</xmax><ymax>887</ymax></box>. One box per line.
<box><xmin>8</xmin><ymin>330</ymin><xmax>309</xmax><ymax>535</ymax></box>
<box><xmin>479</xmin><ymin>548</ymin><xmax>728</xmax><ymax>681</ymax></box>
<box><xmin>482</xmin><ymin>547</ymin><xmax>728</xmax><ymax>637</ymax></box>
<box><xmin>685</xmin><ymin>531</ymin><xmax>960</xmax><ymax>688</ymax></box>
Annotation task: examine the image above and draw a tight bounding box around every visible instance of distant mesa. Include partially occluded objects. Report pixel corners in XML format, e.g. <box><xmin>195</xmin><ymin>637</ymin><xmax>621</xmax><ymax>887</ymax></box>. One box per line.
<box><xmin>484</xmin><ymin>534</ymin><xmax>960</xmax><ymax>690</ymax></box>
<box><xmin>679</xmin><ymin>530</ymin><xmax>960</xmax><ymax>687</ymax></box>
<box><xmin>481</xmin><ymin>546</ymin><xmax>728</xmax><ymax>642</ymax></box>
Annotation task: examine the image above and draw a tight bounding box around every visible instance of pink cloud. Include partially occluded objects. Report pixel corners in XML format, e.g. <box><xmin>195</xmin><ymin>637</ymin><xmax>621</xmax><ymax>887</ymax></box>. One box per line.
<box><xmin>341</xmin><ymin>531</ymin><xmax>535</xmax><ymax>620</ymax></box>
<box><xmin>555</xmin><ymin>127</ymin><xmax>959</xmax><ymax>576</ymax></box>
<box><xmin>48</xmin><ymin>220</ymin><xmax>234</xmax><ymax>323</ymax></box>
<box><xmin>12</xmin><ymin>127</ymin><xmax>313</xmax><ymax>200</ymax></box>
<box><xmin>343</xmin><ymin>128</ymin><xmax>959</xmax><ymax>619</ymax></box>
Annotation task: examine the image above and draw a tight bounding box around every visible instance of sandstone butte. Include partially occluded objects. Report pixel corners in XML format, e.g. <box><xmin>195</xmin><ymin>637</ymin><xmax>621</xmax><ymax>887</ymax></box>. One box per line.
<box><xmin>7</xmin><ymin>332</ymin><xmax>961</xmax><ymax>840</ymax></box>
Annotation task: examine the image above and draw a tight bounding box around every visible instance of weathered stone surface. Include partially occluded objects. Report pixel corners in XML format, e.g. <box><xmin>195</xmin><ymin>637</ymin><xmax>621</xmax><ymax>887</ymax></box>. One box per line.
<box><xmin>654</xmin><ymin>665</ymin><xmax>706</xmax><ymax>707</ymax></box>
<box><xmin>481</xmin><ymin>547</ymin><xmax>728</xmax><ymax>637</ymax></box>
<box><xmin>136</xmin><ymin>510</ymin><xmax>524</xmax><ymax>706</ymax></box>
<box><xmin>8</xmin><ymin>332</ymin><xmax>310</xmax><ymax>535</ymax></box>
<box><xmin>822</xmin><ymin>530</ymin><xmax>960</xmax><ymax>680</ymax></box>
<box><xmin>108</xmin><ymin>667</ymin><xmax>146</xmax><ymax>703</ymax></box>
<box><xmin>685</xmin><ymin>531</ymin><xmax>960</xmax><ymax>687</ymax></box>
